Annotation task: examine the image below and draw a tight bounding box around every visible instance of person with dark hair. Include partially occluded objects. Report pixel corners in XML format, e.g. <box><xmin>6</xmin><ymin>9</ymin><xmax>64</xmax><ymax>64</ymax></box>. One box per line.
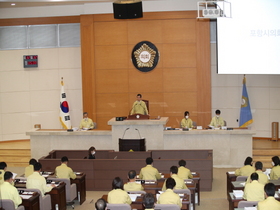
<box><xmin>95</xmin><ymin>198</ymin><xmax>107</xmax><ymax>210</ymax></box>
<box><xmin>243</xmin><ymin>172</ymin><xmax>264</xmax><ymax>201</ymax></box>
<box><xmin>27</xmin><ymin>162</ymin><xmax>54</xmax><ymax>196</ymax></box>
<box><xmin>246</xmin><ymin>161</ymin><xmax>268</xmax><ymax>185</ymax></box>
<box><xmin>0</xmin><ymin>161</ymin><xmax>7</xmax><ymax>185</ymax></box>
<box><xmin>162</xmin><ymin>166</ymin><xmax>187</xmax><ymax>191</ymax></box>
<box><xmin>178</xmin><ymin>159</ymin><xmax>193</xmax><ymax>179</ymax></box>
<box><xmin>88</xmin><ymin>146</ymin><xmax>96</xmax><ymax>159</ymax></box>
<box><xmin>107</xmin><ymin>177</ymin><xmax>132</xmax><ymax>204</ymax></box>
<box><xmin>209</xmin><ymin>109</ymin><xmax>224</xmax><ymax>128</ymax></box>
<box><xmin>0</xmin><ymin>171</ymin><xmax>22</xmax><ymax>208</ymax></box>
<box><xmin>143</xmin><ymin>193</ymin><xmax>155</xmax><ymax>210</ymax></box>
<box><xmin>139</xmin><ymin>157</ymin><xmax>161</xmax><ymax>180</ymax></box>
<box><xmin>25</xmin><ymin>158</ymin><xmax>37</xmax><ymax>177</ymax></box>
<box><xmin>270</xmin><ymin>156</ymin><xmax>280</xmax><ymax>180</ymax></box>
<box><xmin>257</xmin><ymin>183</ymin><xmax>280</xmax><ymax>209</ymax></box>
<box><xmin>157</xmin><ymin>178</ymin><xmax>182</xmax><ymax>208</ymax></box>
<box><xmin>235</xmin><ymin>156</ymin><xmax>255</xmax><ymax>176</ymax></box>
<box><xmin>124</xmin><ymin>170</ymin><xmax>144</xmax><ymax>191</ymax></box>
<box><xmin>130</xmin><ymin>93</ymin><xmax>149</xmax><ymax>115</ymax></box>
<box><xmin>55</xmin><ymin>156</ymin><xmax>76</xmax><ymax>179</ymax></box>
<box><xmin>180</xmin><ymin>111</ymin><xmax>193</xmax><ymax>129</ymax></box>
<box><xmin>79</xmin><ymin>112</ymin><xmax>94</xmax><ymax>130</ymax></box>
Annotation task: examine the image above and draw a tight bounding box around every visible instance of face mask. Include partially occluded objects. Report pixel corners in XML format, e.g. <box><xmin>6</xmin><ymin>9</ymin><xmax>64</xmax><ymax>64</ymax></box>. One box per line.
<box><xmin>92</xmin><ymin>151</ymin><xmax>95</xmax><ymax>155</ymax></box>
<box><xmin>185</xmin><ymin>116</ymin><xmax>189</xmax><ymax>119</ymax></box>
<box><xmin>272</xmin><ymin>161</ymin><xmax>275</xmax><ymax>166</ymax></box>
<box><xmin>216</xmin><ymin>115</ymin><xmax>220</xmax><ymax>118</ymax></box>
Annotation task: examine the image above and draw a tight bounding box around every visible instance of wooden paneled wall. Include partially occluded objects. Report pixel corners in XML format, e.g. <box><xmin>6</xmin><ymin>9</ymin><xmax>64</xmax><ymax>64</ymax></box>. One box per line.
<box><xmin>81</xmin><ymin>11</ymin><xmax>211</xmax><ymax>129</ymax></box>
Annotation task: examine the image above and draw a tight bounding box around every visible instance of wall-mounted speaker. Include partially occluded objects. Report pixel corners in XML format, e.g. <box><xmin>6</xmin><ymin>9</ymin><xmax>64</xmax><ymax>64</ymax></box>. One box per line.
<box><xmin>113</xmin><ymin>1</ymin><xmax>143</xmax><ymax>19</ymax></box>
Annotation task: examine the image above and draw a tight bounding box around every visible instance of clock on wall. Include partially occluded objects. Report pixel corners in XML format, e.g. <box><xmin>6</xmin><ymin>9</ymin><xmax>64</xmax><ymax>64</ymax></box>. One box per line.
<box><xmin>23</xmin><ymin>55</ymin><xmax>38</xmax><ymax>68</ymax></box>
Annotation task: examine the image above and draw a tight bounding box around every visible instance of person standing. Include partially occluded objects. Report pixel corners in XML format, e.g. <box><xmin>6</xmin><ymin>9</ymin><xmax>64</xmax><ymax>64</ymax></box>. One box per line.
<box><xmin>130</xmin><ymin>94</ymin><xmax>149</xmax><ymax>115</ymax></box>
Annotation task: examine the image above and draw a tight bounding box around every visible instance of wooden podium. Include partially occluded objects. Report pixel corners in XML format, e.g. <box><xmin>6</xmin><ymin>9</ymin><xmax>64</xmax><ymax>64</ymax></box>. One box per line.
<box><xmin>119</xmin><ymin>138</ymin><xmax>146</xmax><ymax>151</ymax></box>
<box><xmin>126</xmin><ymin>114</ymin><xmax>149</xmax><ymax>120</ymax></box>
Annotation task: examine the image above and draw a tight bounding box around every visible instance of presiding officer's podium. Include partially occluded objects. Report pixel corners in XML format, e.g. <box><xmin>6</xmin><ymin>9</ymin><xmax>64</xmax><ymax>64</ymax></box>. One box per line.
<box><xmin>119</xmin><ymin>114</ymin><xmax>148</xmax><ymax>151</ymax></box>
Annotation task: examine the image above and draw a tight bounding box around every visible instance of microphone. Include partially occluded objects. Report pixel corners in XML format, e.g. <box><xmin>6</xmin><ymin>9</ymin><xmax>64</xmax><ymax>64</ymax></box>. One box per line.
<box><xmin>135</xmin><ymin>128</ymin><xmax>142</xmax><ymax>139</ymax></box>
<box><xmin>122</xmin><ymin>128</ymin><xmax>130</xmax><ymax>139</ymax></box>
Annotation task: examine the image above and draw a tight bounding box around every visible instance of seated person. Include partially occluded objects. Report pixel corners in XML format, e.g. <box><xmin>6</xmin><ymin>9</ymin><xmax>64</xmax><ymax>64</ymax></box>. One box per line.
<box><xmin>162</xmin><ymin>166</ymin><xmax>187</xmax><ymax>191</ymax></box>
<box><xmin>139</xmin><ymin>157</ymin><xmax>161</xmax><ymax>180</ymax></box>
<box><xmin>79</xmin><ymin>112</ymin><xmax>94</xmax><ymax>130</ymax></box>
<box><xmin>178</xmin><ymin>159</ymin><xmax>193</xmax><ymax>179</ymax></box>
<box><xmin>180</xmin><ymin>111</ymin><xmax>193</xmax><ymax>129</ymax></box>
<box><xmin>243</xmin><ymin>172</ymin><xmax>264</xmax><ymax>201</ymax></box>
<box><xmin>257</xmin><ymin>183</ymin><xmax>280</xmax><ymax>209</ymax></box>
<box><xmin>124</xmin><ymin>170</ymin><xmax>144</xmax><ymax>191</ymax></box>
<box><xmin>27</xmin><ymin>162</ymin><xmax>55</xmax><ymax>196</ymax></box>
<box><xmin>143</xmin><ymin>193</ymin><xmax>155</xmax><ymax>210</ymax></box>
<box><xmin>157</xmin><ymin>178</ymin><xmax>182</xmax><ymax>208</ymax></box>
<box><xmin>209</xmin><ymin>109</ymin><xmax>224</xmax><ymax>128</ymax></box>
<box><xmin>246</xmin><ymin>161</ymin><xmax>268</xmax><ymax>185</ymax></box>
<box><xmin>55</xmin><ymin>156</ymin><xmax>76</xmax><ymax>179</ymax></box>
<box><xmin>270</xmin><ymin>156</ymin><xmax>280</xmax><ymax>180</ymax></box>
<box><xmin>95</xmin><ymin>198</ymin><xmax>107</xmax><ymax>210</ymax></box>
<box><xmin>25</xmin><ymin>158</ymin><xmax>37</xmax><ymax>177</ymax></box>
<box><xmin>88</xmin><ymin>146</ymin><xmax>96</xmax><ymax>159</ymax></box>
<box><xmin>107</xmin><ymin>177</ymin><xmax>132</xmax><ymax>204</ymax></box>
<box><xmin>130</xmin><ymin>93</ymin><xmax>149</xmax><ymax>115</ymax></box>
<box><xmin>0</xmin><ymin>161</ymin><xmax>7</xmax><ymax>185</ymax></box>
<box><xmin>0</xmin><ymin>171</ymin><xmax>22</xmax><ymax>209</ymax></box>
<box><xmin>235</xmin><ymin>156</ymin><xmax>255</xmax><ymax>177</ymax></box>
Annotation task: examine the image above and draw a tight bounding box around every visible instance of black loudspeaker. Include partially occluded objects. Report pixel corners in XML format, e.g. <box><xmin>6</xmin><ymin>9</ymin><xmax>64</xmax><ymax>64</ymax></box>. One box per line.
<box><xmin>113</xmin><ymin>1</ymin><xmax>143</xmax><ymax>19</ymax></box>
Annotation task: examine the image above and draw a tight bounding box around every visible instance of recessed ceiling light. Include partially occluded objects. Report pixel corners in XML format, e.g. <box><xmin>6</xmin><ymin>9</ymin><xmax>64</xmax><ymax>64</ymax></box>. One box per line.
<box><xmin>11</xmin><ymin>3</ymin><xmax>16</xmax><ymax>6</ymax></box>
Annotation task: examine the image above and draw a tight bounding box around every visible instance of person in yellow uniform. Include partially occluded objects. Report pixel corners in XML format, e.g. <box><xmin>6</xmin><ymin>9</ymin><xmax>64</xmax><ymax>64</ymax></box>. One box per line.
<box><xmin>209</xmin><ymin>109</ymin><xmax>224</xmax><ymax>128</ymax></box>
<box><xmin>0</xmin><ymin>162</ymin><xmax>7</xmax><ymax>185</ymax></box>
<box><xmin>143</xmin><ymin>193</ymin><xmax>155</xmax><ymax>210</ymax></box>
<box><xmin>157</xmin><ymin>178</ymin><xmax>182</xmax><ymax>208</ymax></box>
<box><xmin>180</xmin><ymin>111</ymin><xmax>193</xmax><ymax>129</ymax></box>
<box><xmin>162</xmin><ymin>166</ymin><xmax>187</xmax><ymax>191</ymax></box>
<box><xmin>246</xmin><ymin>161</ymin><xmax>268</xmax><ymax>185</ymax></box>
<box><xmin>243</xmin><ymin>173</ymin><xmax>265</xmax><ymax>201</ymax></box>
<box><xmin>25</xmin><ymin>158</ymin><xmax>37</xmax><ymax>177</ymax></box>
<box><xmin>0</xmin><ymin>171</ymin><xmax>22</xmax><ymax>209</ymax></box>
<box><xmin>270</xmin><ymin>156</ymin><xmax>280</xmax><ymax>180</ymax></box>
<box><xmin>257</xmin><ymin>183</ymin><xmax>280</xmax><ymax>210</ymax></box>
<box><xmin>79</xmin><ymin>112</ymin><xmax>94</xmax><ymax>130</ymax></box>
<box><xmin>55</xmin><ymin>156</ymin><xmax>76</xmax><ymax>179</ymax></box>
<box><xmin>235</xmin><ymin>156</ymin><xmax>255</xmax><ymax>177</ymax></box>
<box><xmin>178</xmin><ymin>159</ymin><xmax>193</xmax><ymax>179</ymax></box>
<box><xmin>130</xmin><ymin>94</ymin><xmax>149</xmax><ymax>115</ymax></box>
<box><xmin>139</xmin><ymin>157</ymin><xmax>161</xmax><ymax>180</ymax></box>
<box><xmin>27</xmin><ymin>162</ymin><xmax>55</xmax><ymax>196</ymax></box>
<box><xmin>124</xmin><ymin>170</ymin><xmax>144</xmax><ymax>192</ymax></box>
<box><xmin>108</xmin><ymin>177</ymin><xmax>132</xmax><ymax>205</ymax></box>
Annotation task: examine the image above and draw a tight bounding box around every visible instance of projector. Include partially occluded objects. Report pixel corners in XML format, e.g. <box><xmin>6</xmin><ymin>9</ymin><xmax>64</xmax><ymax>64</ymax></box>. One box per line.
<box><xmin>203</xmin><ymin>9</ymin><xmax>221</xmax><ymax>17</ymax></box>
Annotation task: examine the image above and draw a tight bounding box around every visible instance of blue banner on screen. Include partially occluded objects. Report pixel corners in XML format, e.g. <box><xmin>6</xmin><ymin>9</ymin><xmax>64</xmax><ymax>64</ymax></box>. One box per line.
<box><xmin>239</xmin><ymin>77</ymin><xmax>253</xmax><ymax>127</ymax></box>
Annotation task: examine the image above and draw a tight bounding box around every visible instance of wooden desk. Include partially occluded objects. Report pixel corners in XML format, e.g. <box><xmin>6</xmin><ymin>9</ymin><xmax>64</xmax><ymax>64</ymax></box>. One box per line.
<box><xmin>18</xmin><ymin>190</ymin><xmax>40</xmax><ymax>210</ymax></box>
<box><xmin>226</xmin><ymin>172</ymin><xmax>237</xmax><ymax>195</ymax></box>
<box><xmin>102</xmin><ymin>193</ymin><xmax>190</xmax><ymax>210</ymax></box>
<box><xmin>228</xmin><ymin>192</ymin><xmax>245</xmax><ymax>210</ymax></box>
<box><xmin>15</xmin><ymin>180</ymin><xmax>67</xmax><ymax>210</ymax></box>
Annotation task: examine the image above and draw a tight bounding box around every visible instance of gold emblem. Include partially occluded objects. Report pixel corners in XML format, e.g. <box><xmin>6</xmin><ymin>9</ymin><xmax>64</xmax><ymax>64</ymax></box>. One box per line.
<box><xmin>133</xmin><ymin>43</ymin><xmax>156</xmax><ymax>68</ymax></box>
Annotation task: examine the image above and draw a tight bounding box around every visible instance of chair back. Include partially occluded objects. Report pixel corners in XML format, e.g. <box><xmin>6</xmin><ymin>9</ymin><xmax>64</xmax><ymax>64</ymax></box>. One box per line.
<box><xmin>154</xmin><ymin>204</ymin><xmax>180</xmax><ymax>210</ymax></box>
<box><xmin>238</xmin><ymin>201</ymin><xmax>258</xmax><ymax>208</ymax></box>
<box><xmin>107</xmin><ymin>203</ymin><xmax>131</xmax><ymax>210</ymax></box>
<box><xmin>224</xmin><ymin>120</ymin><xmax>227</xmax><ymax>126</ymax></box>
<box><xmin>47</xmin><ymin>178</ymin><xmax>77</xmax><ymax>202</ymax></box>
<box><xmin>236</xmin><ymin>176</ymin><xmax>248</xmax><ymax>182</ymax></box>
<box><xmin>0</xmin><ymin>199</ymin><xmax>25</xmax><ymax>210</ymax></box>
<box><xmin>142</xmin><ymin>99</ymin><xmax>149</xmax><ymax>113</ymax></box>
<box><xmin>27</xmin><ymin>188</ymin><xmax>51</xmax><ymax>210</ymax></box>
<box><xmin>93</xmin><ymin>122</ymin><xmax>97</xmax><ymax>129</ymax></box>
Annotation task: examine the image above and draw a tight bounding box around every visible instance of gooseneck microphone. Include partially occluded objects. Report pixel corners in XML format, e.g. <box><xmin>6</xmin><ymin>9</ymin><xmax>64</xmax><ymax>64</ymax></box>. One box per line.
<box><xmin>122</xmin><ymin>128</ymin><xmax>130</xmax><ymax>139</ymax></box>
<box><xmin>135</xmin><ymin>128</ymin><xmax>142</xmax><ymax>139</ymax></box>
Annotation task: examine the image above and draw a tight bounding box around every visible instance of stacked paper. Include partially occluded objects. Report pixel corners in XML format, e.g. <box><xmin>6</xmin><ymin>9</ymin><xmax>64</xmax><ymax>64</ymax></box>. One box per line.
<box><xmin>233</xmin><ymin>190</ymin><xmax>244</xmax><ymax>198</ymax></box>
<box><xmin>244</xmin><ymin>207</ymin><xmax>257</xmax><ymax>210</ymax></box>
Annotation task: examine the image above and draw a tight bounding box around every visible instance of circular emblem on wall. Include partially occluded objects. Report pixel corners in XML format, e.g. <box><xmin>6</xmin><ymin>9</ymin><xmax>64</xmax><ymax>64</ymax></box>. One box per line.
<box><xmin>131</xmin><ymin>41</ymin><xmax>159</xmax><ymax>72</ymax></box>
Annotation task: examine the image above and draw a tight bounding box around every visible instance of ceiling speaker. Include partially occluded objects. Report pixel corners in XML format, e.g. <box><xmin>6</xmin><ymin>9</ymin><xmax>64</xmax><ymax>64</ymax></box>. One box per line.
<box><xmin>113</xmin><ymin>0</ymin><xmax>143</xmax><ymax>19</ymax></box>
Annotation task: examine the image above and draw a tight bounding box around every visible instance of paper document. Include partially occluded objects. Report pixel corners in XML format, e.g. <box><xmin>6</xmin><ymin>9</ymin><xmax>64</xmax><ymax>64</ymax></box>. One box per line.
<box><xmin>233</xmin><ymin>190</ymin><xmax>244</xmax><ymax>198</ymax></box>
<box><xmin>21</xmin><ymin>195</ymin><xmax>32</xmax><ymax>199</ymax></box>
<box><xmin>129</xmin><ymin>194</ymin><xmax>140</xmax><ymax>202</ymax></box>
